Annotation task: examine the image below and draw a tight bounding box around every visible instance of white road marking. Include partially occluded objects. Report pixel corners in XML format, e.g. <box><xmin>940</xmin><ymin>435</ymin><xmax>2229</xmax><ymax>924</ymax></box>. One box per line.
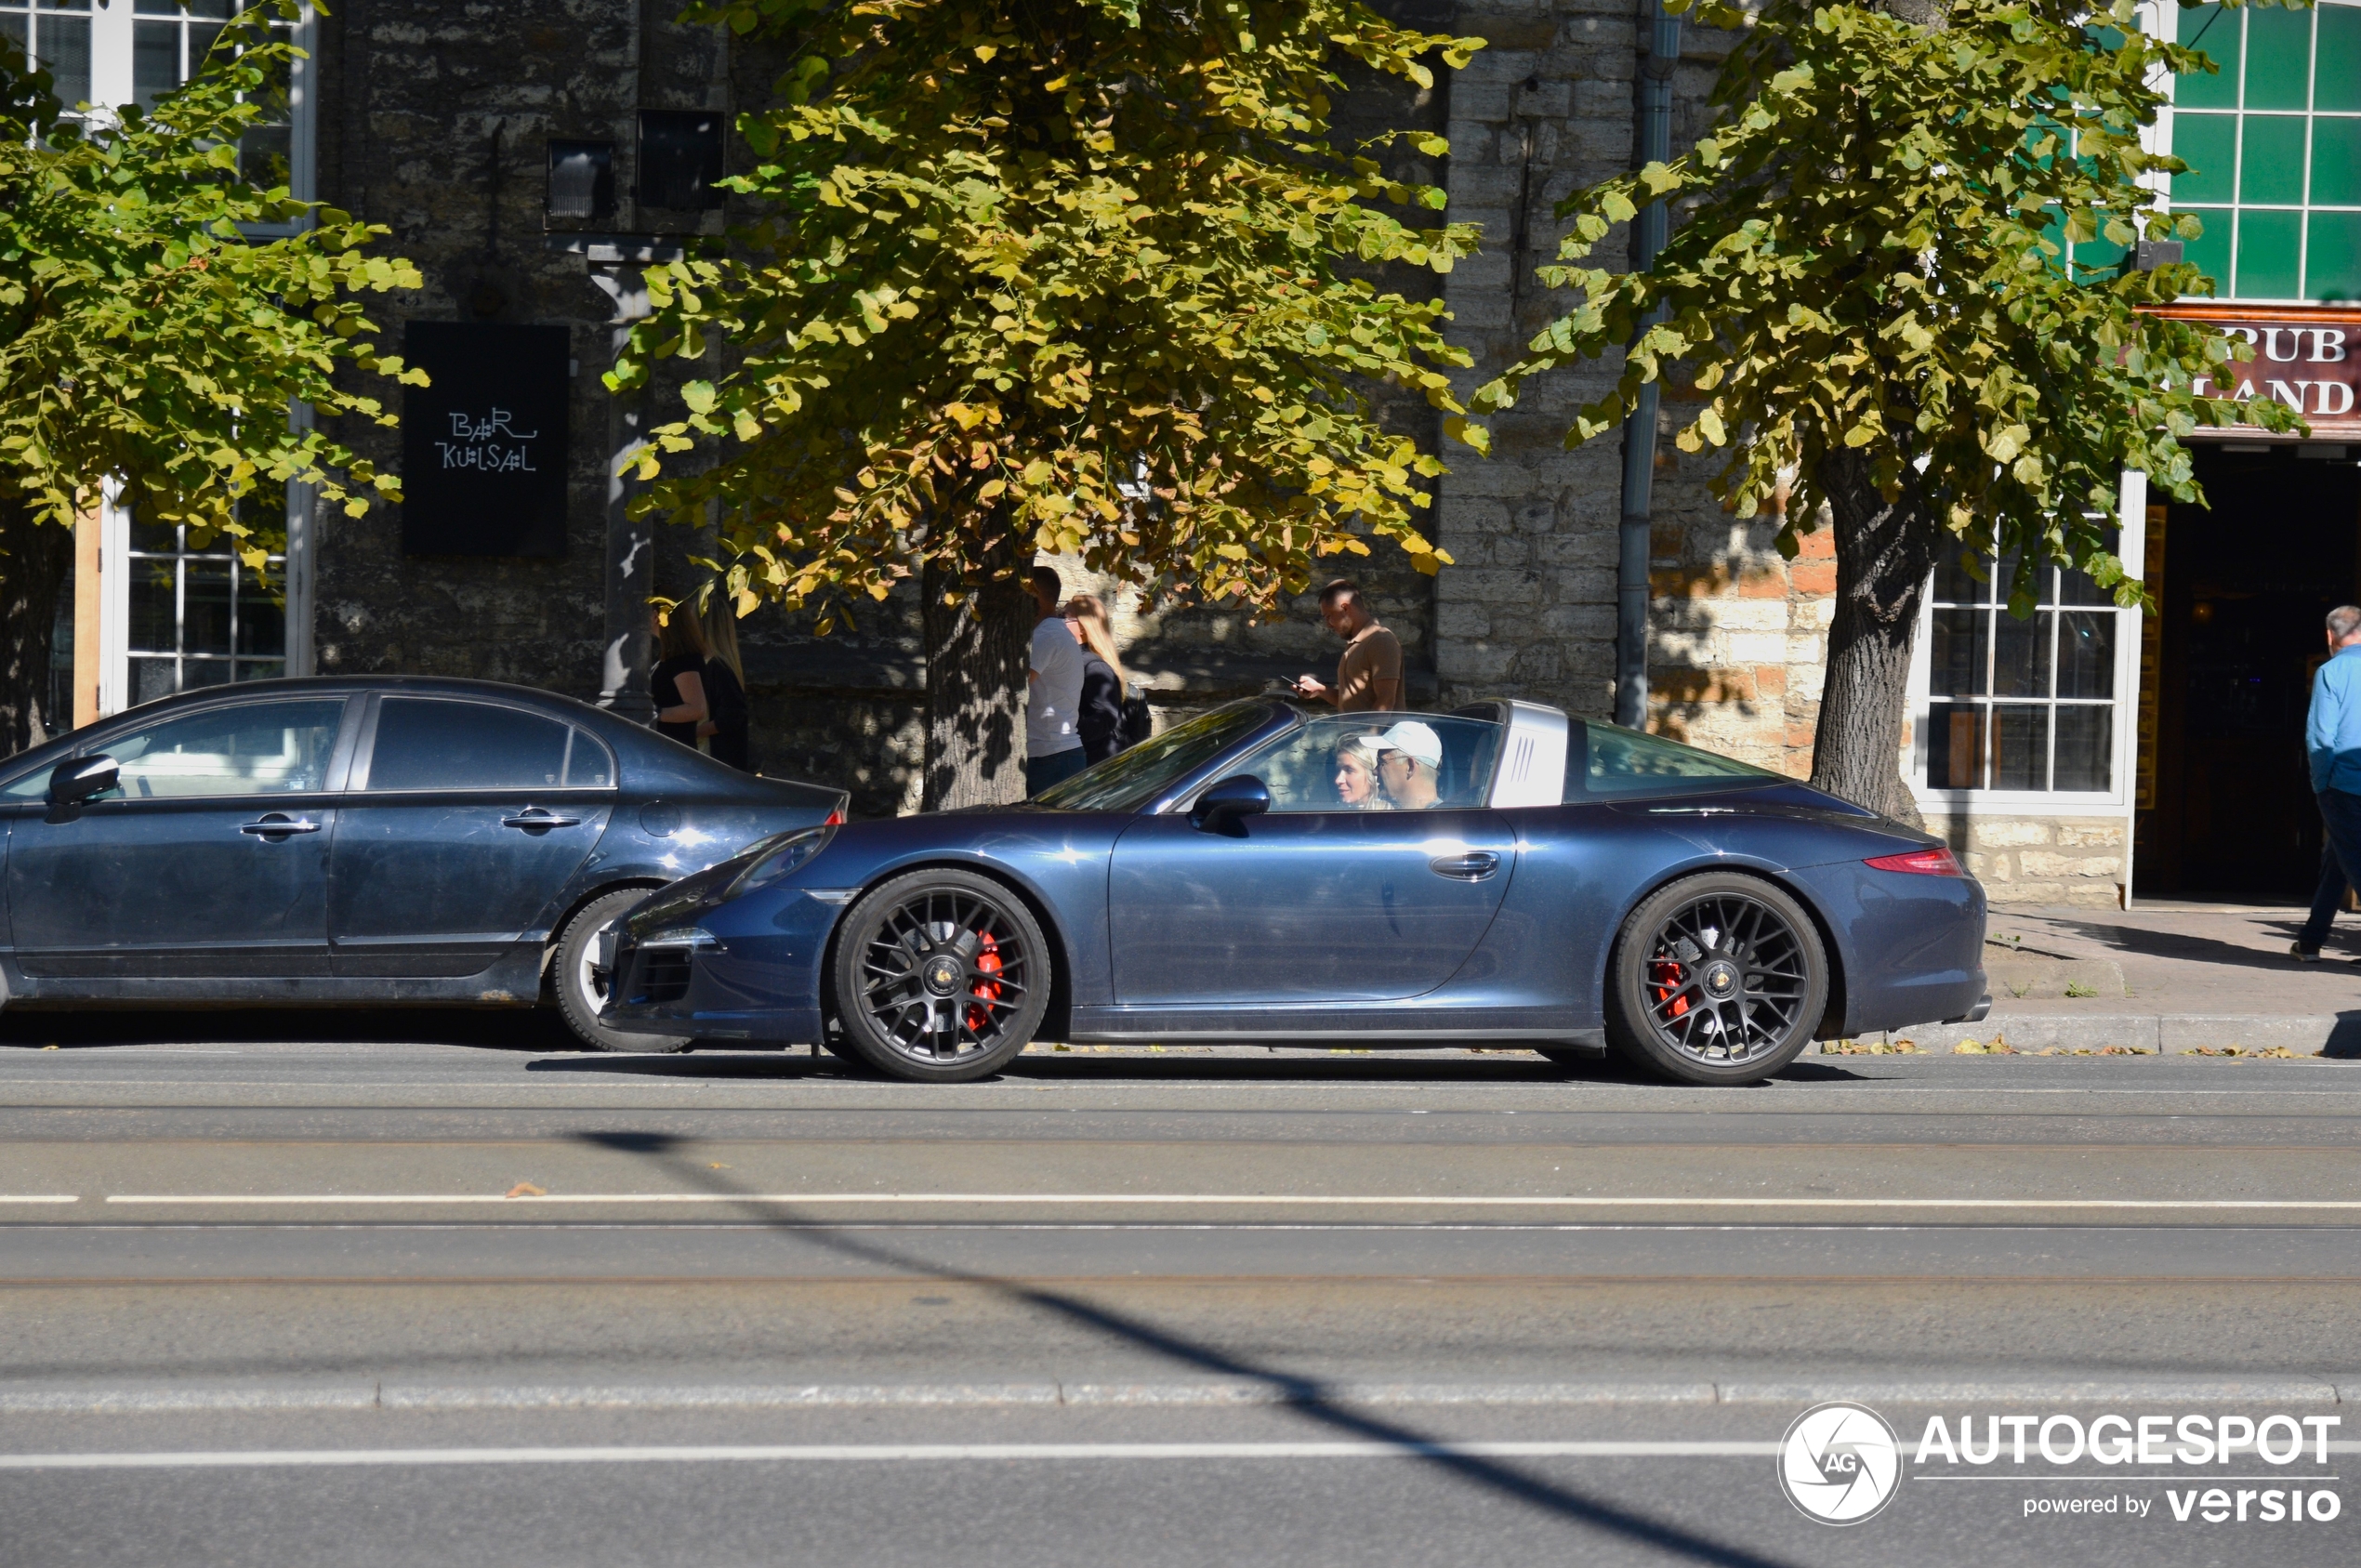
<box><xmin>97</xmin><ymin>1192</ymin><xmax>2361</xmax><ymax>1209</ymax></box>
<box><xmin>0</xmin><ymin>1439</ymin><xmax>1779</xmax><ymax>1470</ymax></box>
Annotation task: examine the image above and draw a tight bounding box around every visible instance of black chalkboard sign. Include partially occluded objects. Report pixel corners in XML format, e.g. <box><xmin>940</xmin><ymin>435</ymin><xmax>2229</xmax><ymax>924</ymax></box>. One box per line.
<box><xmin>400</xmin><ymin>322</ymin><xmax>570</xmax><ymax>558</ymax></box>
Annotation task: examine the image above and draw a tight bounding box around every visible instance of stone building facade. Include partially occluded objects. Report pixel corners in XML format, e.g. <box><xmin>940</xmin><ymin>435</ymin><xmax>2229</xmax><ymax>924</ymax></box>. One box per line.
<box><xmin>46</xmin><ymin>0</ymin><xmax>2361</xmax><ymax>907</ymax></box>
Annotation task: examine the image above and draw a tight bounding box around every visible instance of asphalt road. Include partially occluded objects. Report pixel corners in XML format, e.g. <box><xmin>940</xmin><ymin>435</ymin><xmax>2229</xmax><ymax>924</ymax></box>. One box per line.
<box><xmin>1</xmin><ymin>1018</ymin><xmax>2356</xmax><ymax>1567</ymax></box>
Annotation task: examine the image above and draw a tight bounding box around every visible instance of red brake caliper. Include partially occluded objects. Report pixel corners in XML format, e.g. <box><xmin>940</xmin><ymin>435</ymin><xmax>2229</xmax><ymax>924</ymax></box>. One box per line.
<box><xmin>1650</xmin><ymin>956</ymin><xmax>1689</xmax><ymax>1019</ymax></box>
<box><xmin>965</xmin><ymin>933</ymin><xmax>1003</xmax><ymax>1033</ymax></box>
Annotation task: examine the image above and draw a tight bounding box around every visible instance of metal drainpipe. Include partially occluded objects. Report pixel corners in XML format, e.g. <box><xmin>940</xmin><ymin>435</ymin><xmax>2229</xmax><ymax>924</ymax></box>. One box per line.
<box><xmin>1615</xmin><ymin>0</ymin><xmax>1684</xmax><ymax>729</ymax></box>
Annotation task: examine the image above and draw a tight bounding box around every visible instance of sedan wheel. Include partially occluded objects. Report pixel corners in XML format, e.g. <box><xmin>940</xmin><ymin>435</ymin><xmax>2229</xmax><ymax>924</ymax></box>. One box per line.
<box><xmin>552</xmin><ymin>889</ymin><xmax>692</xmax><ymax>1053</ymax></box>
<box><xmin>831</xmin><ymin>870</ymin><xmax>1050</xmax><ymax>1083</ymax></box>
<box><xmin>1604</xmin><ymin>873</ymin><xmax>1827</xmax><ymax>1085</ymax></box>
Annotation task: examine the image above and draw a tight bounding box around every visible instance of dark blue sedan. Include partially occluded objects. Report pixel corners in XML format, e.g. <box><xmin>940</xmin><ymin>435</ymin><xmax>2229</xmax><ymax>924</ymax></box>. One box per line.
<box><xmin>604</xmin><ymin>698</ymin><xmax>1988</xmax><ymax>1085</ymax></box>
<box><xmin>0</xmin><ymin>677</ymin><xmax>844</xmax><ymax>1050</ymax></box>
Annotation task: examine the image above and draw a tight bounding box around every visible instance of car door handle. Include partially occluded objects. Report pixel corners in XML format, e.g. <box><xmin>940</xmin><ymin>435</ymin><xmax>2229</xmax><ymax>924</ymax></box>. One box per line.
<box><xmin>502</xmin><ymin>808</ymin><xmax>582</xmax><ymax>831</ymax></box>
<box><xmin>239</xmin><ymin>815</ymin><xmax>321</xmax><ymax>837</ymax></box>
<box><xmin>1429</xmin><ymin>851</ymin><xmax>1501</xmax><ymax>881</ymax></box>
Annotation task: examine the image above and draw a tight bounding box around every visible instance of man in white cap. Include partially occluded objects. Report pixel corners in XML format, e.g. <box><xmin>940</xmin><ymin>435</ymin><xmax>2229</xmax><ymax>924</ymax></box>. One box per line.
<box><xmin>1372</xmin><ymin>719</ymin><xmax>1444</xmax><ymax>810</ymax></box>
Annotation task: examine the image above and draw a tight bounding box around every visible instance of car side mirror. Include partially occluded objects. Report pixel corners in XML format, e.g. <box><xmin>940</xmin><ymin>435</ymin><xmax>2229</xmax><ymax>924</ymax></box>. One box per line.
<box><xmin>1190</xmin><ymin>774</ymin><xmax>1270</xmax><ymax>835</ymax></box>
<box><xmin>47</xmin><ymin>755</ymin><xmax>119</xmax><ymax>808</ymax></box>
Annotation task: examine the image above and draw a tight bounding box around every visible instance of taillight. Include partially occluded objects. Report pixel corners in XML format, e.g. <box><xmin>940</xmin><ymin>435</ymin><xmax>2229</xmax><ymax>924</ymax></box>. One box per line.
<box><xmin>1864</xmin><ymin>847</ymin><xmax>1963</xmax><ymax>876</ymax></box>
<box><xmin>824</xmin><ymin>807</ymin><xmax>846</xmax><ymax>826</ymax></box>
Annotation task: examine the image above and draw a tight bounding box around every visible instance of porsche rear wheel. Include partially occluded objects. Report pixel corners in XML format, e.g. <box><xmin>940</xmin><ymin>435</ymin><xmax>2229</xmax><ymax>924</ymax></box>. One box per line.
<box><xmin>1604</xmin><ymin>873</ymin><xmax>1827</xmax><ymax>1085</ymax></box>
<box><xmin>831</xmin><ymin>870</ymin><xmax>1051</xmax><ymax>1083</ymax></box>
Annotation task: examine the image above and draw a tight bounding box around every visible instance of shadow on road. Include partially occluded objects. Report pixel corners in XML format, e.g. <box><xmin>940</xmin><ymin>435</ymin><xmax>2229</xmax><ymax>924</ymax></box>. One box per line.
<box><xmin>561</xmin><ymin>1127</ymin><xmax>1810</xmax><ymax>1568</ymax></box>
<box><xmin>0</xmin><ymin>1007</ymin><xmax>576</xmax><ymax>1051</ymax></box>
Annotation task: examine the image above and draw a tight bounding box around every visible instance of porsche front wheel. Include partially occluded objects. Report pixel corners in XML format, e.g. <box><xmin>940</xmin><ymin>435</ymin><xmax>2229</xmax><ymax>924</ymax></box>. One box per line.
<box><xmin>1604</xmin><ymin>873</ymin><xmax>1827</xmax><ymax>1086</ymax></box>
<box><xmin>830</xmin><ymin>870</ymin><xmax>1051</xmax><ymax>1083</ymax></box>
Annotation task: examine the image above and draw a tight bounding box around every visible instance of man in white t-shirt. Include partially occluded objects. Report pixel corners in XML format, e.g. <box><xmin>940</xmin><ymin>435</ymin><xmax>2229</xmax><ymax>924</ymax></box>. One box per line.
<box><xmin>1025</xmin><ymin>564</ymin><xmax>1088</xmax><ymax>796</ymax></box>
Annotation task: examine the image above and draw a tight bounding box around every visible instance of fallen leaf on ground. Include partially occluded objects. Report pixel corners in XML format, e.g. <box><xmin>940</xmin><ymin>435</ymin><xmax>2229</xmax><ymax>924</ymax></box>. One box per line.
<box><xmin>505</xmin><ymin>1182</ymin><xmax>547</xmax><ymax>1198</ymax></box>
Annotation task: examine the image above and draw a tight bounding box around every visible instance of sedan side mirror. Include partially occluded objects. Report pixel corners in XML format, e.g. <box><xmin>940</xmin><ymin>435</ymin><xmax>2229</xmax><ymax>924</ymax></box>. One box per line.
<box><xmin>1190</xmin><ymin>774</ymin><xmax>1270</xmax><ymax>835</ymax></box>
<box><xmin>48</xmin><ymin>755</ymin><xmax>119</xmax><ymax>808</ymax></box>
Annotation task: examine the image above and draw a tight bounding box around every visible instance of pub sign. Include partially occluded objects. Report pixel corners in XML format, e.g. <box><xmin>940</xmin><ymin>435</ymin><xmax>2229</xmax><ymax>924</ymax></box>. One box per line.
<box><xmin>2157</xmin><ymin>304</ymin><xmax>2361</xmax><ymax>436</ymax></box>
<box><xmin>400</xmin><ymin>322</ymin><xmax>570</xmax><ymax>557</ymax></box>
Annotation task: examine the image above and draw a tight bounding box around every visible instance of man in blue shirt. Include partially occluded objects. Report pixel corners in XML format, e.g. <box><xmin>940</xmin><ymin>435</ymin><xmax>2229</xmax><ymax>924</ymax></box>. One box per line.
<box><xmin>2294</xmin><ymin>605</ymin><xmax>2361</xmax><ymax>959</ymax></box>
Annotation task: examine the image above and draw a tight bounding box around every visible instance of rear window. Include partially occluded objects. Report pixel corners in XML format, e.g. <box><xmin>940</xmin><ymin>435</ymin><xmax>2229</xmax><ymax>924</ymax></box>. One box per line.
<box><xmin>1567</xmin><ymin>721</ymin><xmax>1780</xmax><ymax>800</ymax></box>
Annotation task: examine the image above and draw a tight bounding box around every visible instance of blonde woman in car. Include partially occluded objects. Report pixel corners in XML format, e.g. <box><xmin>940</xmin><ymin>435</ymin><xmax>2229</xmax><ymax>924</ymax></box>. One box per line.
<box><xmin>1334</xmin><ymin>733</ymin><xmax>1390</xmax><ymax>809</ymax></box>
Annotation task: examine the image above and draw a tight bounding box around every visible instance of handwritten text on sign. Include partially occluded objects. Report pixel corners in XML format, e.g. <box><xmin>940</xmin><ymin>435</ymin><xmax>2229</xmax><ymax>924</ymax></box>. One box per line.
<box><xmin>436</xmin><ymin>409</ymin><xmax>541</xmax><ymax>473</ymax></box>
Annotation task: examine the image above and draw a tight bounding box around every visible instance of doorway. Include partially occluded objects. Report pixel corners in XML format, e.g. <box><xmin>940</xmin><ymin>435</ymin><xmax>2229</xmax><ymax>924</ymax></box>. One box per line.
<box><xmin>2138</xmin><ymin>443</ymin><xmax>2361</xmax><ymax>899</ymax></box>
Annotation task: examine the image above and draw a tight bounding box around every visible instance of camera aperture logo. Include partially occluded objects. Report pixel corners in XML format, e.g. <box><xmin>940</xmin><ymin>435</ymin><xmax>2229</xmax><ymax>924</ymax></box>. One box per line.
<box><xmin>1779</xmin><ymin>1402</ymin><xmax>1903</xmax><ymax>1524</ymax></box>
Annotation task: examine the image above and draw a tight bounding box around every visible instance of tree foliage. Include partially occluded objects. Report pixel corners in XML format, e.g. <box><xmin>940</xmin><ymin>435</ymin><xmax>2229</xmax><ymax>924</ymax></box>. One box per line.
<box><xmin>613</xmin><ymin>0</ymin><xmax>1484</xmax><ymax>630</ymax></box>
<box><xmin>1471</xmin><ymin>0</ymin><xmax>2305</xmax><ymax>618</ymax></box>
<box><xmin>0</xmin><ymin>0</ymin><xmax>421</xmax><ymax>572</ymax></box>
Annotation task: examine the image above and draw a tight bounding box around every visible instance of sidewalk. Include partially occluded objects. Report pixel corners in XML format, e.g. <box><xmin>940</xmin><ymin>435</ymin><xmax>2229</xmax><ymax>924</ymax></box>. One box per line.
<box><xmin>1848</xmin><ymin>901</ymin><xmax>2361</xmax><ymax>1056</ymax></box>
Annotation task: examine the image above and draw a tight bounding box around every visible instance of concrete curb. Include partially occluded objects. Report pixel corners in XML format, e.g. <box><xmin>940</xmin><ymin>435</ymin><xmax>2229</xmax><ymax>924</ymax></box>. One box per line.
<box><xmin>6</xmin><ymin>1377</ymin><xmax>2356</xmax><ymax>1415</ymax></box>
<box><xmin>1838</xmin><ymin>1014</ymin><xmax>2361</xmax><ymax>1055</ymax></box>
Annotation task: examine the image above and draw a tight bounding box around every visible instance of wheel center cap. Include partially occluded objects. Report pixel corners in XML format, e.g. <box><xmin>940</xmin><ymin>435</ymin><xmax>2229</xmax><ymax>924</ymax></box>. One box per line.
<box><xmin>922</xmin><ymin>955</ymin><xmax>965</xmax><ymax>996</ymax></box>
<box><xmin>1702</xmin><ymin>960</ymin><xmax>1740</xmax><ymax>998</ymax></box>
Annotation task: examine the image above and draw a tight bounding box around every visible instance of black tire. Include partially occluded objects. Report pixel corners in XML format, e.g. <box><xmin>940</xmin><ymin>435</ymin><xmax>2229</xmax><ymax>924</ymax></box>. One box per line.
<box><xmin>830</xmin><ymin>869</ymin><xmax>1051</xmax><ymax>1083</ymax></box>
<box><xmin>1603</xmin><ymin>872</ymin><xmax>1828</xmax><ymax>1086</ymax></box>
<box><xmin>551</xmin><ymin>888</ymin><xmax>692</xmax><ymax>1054</ymax></box>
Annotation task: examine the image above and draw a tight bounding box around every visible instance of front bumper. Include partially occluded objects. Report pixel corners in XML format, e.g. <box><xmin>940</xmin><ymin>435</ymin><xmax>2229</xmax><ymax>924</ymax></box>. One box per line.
<box><xmin>601</xmin><ymin>889</ymin><xmax>838</xmax><ymax>1042</ymax></box>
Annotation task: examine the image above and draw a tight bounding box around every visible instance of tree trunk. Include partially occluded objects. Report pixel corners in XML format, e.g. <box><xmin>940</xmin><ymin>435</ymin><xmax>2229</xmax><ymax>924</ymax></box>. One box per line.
<box><xmin>921</xmin><ymin>524</ymin><xmax>1034</xmax><ymax>812</ymax></box>
<box><xmin>1808</xmin><ymin>449</ymin><xmax>1942</xmax><ymax>828</ymax></box>
<box><xmin>0</xmin><ymin>498</ymin><xmax>76</xmax><ymax>759</ymax></box>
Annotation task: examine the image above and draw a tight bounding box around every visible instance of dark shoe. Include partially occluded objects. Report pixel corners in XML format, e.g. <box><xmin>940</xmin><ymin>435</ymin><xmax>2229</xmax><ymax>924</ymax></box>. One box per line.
<box><xmin>2291</xmin><ymin>942</ymin><xmax>2322</xmax><ymax>961</ymax></box>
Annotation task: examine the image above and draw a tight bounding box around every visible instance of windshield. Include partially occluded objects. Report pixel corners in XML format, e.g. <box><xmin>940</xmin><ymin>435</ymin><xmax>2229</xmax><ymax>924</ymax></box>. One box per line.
<box><xmin>1034</xmin><ymin>701</ymin><xmax>1279</xmax><ymax>812</ymax></box>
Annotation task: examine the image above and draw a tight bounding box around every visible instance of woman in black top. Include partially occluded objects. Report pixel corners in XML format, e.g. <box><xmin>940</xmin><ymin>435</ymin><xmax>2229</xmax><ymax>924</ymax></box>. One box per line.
<box><xmin>1064</xmin><ymin>593</ymin><xmax>1127</xmax><ymax>765</ymax></box>
<box><xmin>700</xmin><ymin>599</ymin><xmax>751</xmax><ymax>771</ymax></box>
<box><xmin>649</xmin><ymin>606</ymin><xmax>709</xmax><ymax>749</ymax></box>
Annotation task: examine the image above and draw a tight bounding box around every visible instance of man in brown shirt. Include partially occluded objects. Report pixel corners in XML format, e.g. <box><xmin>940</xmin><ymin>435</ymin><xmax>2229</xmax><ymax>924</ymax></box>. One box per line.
<box><xmin>1292</xmin><ymin>579</ymin><xmax>1404</xmax><ymax>712</ymax></box>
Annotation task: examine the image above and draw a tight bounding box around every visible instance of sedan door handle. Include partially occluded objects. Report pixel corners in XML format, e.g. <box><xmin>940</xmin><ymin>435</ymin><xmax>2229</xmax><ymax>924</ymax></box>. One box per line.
<box><xmin>1429</xmin><ymin>851</ymin><xmax>1501</xmax><ymax>882</ymax></box>
<box><xmin>501</xmin><ymin>808</ymin><xmax>583</xmax><ymax>831</ymax></box>
<box><xmin>239</xmin><ymin>814</ymin><xmax>321</xmax><ymax>837</ymax></box>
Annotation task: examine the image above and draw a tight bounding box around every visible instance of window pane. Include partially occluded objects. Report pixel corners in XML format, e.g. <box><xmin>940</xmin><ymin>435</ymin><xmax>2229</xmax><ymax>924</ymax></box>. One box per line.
<box><xmin>104</xmin><ymin>699</ymin><xmax>343</xmax><ymax>798</ymax></box>
<box><xmin>2176</xmin><ymin>5</ymin><xmax>2241</xmax><ymax>111</ymax></box>
<box><xmin>2321</xmin><ymin>7</ymin><xmax>2361</xmax><ymax>112</ymax></box>
<box><xmin>1990</xmin><ymin>705</ymin><xmax>2051</xmax><ymax>791</ymax></box>
<box><xmin>182</xmin><ymin>560</ymin><xmax>233</xmax><ymax>654</ymax></box>
<box><xmin>236</xmin><ymin>588</ymin><xmax>284</xmax><ymax>657</ymax></box>
<box><xmin>2174</xmin><ymin>112</ymin><xmax>2238</xmax><ymax>204</ymax></box>
<box><xmin>0</xmin><ymin>19</ymin><xmax>23</xmax><ymax>63</ymax></box>
<box><xmin>2180</xmin><ymin>207</ymin><xmax>2234</xmax><ymax>291</ymax></box>
<box><xmin>127</xmin><ymin>562</ymin><xmax>177</xmax><ymax>653</ymax></box>
<box><xmin>2239</xmin><ymin>113</ymin><xmax>2310</xmax><ymax>204</ymax></box>
<box><xmin>1927</xmin><ymin>704</ymin><xmax>1985</xmax><ymax>790</ymax></box>
<box><xmin>236</xmin><ymin>659</ymin><xmax>285</xmax><ymax>683</ymax></box>
<box><xmin>366</xmin><ymin>699</ymin><xmax>574</xmax><ymax>792</ymax></box>
<box><xmin>2310</xmin><ymin>211</ymin><xmax>2361</xmax><ymax>302</ymax></box>
<box><xmin>181</xmin><ymin>657</ymin><xmax>232</xmax><ymax>691</ymax></box>
<box><xmin>2057</xmin><ymin>612</ymin><xmax>2117</xmax><ymax>698</ymax></box>
<box><xmin>1580</xmin><ymin>722</ymin><xmax>1778</xmax><ymax>797</ymax></box>
<box><xmin>132</xmin><ymin>20</ymin><xmax>178</xmax><ymax>108</ymax></box>
<box><xmin>1929</xmin><ymin>607</ymin><xmax>1988</xmax><ymax>696</ymax></box>
<box><xmin>2242</xmin><ymin>7</ymin><xmax>2311</xmax><ymax>112</ymax></box>
<box><xmin>2313</xmin><ymin>116</ymin><xmax>2361</xmax><ymax>206</ymax></box>
<box><xmin>1992</xmin><ymin>610</ymin><xmax>2052</xmax><ymax>698</ymax></box>
<box><xmin>130</xmin><ymin>657</ymin><xmax>178</xmax><ymax>705</ymax></box>
<box><xmin>2236</xmin><ymin>206</ymin><xmax>2303</xmax><ymax>296</ymax></box>
<box><xmin>1933</xmin><ymin>544</ymin><xmax>1990</xmax><ymax>605</ymax></box>
<box><xmin>2053</xmin><ymin>705</ymin><xmax>2114</xmax><ymax>792</ymax></box>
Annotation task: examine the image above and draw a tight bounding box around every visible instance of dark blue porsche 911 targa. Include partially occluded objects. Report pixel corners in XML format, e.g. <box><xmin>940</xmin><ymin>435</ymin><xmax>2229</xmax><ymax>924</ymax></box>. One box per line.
<box><xmin>604</xmin><ymin>698</ymin><xmax>1989</xmax><ymax>1086</ymax></box>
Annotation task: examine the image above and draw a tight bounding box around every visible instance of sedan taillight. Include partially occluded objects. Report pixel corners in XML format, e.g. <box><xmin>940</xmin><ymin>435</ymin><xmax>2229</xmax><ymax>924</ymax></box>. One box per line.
<box><xmin>1864</xmin><ymin>847</ymin><xmax>1963</xmax><ymax>876</ymax></box>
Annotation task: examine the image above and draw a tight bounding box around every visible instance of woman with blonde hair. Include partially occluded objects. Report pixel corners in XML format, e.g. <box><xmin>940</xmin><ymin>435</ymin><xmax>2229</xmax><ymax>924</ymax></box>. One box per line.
<box><xmin>648</xmin><ymin>603</ymin><xmax>709</xmax><ymax>751</ymax></box>
<box><xmin>699</xmin><ymin>592</ymin><xmax>751</xmax><ymax>771</ymax></box>
<box><xmin>1062</xmin><ymin>592</ymin><xmax>1129</xmax><ymax>764</ymax></box>
<box><xmin>1333</xmin><ymin>733</ymin><xmax>1390</xmax><ymax>809</ymax></box>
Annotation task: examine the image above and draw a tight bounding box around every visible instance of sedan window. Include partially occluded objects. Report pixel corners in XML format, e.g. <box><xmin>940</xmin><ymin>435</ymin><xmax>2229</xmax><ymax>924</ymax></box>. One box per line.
<box><xmin>363</xmin><ymin>699</ymin><xmax>591</xmax><ymax>791</ymax></box>
<box><xmin>1222</xmin><ymin>714</ymin><xmax>1503</xmax><ymax>812</ymax></box>
<box><xmin>47</xmin><ymin>700</ymin><xmax>345</xmax><ymax>800</ymax></box>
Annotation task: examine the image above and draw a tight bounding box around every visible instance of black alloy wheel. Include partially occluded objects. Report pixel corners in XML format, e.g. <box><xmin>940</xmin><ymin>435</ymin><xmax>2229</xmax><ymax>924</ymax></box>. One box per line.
<box><xmin>830</xmin><ymin>869</ymin><xmax>1051</xmax><ymax>1083</ymax></box>
<box><xmin>1604</xmin><ymin>872</ymin><xmax>1828</xmax><ymax>1085</ymax></box>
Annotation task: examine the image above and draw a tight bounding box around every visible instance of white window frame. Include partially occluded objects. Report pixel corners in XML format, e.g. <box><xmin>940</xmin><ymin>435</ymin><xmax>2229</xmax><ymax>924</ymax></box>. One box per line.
<box><xmin>1905</xmin><ymin>478</ymin><xmax>2148</xmax><ymax>815</ymax></box>
<box><xmin>84</xmin><ymin>5</ymin><xmax>318</xmax><ymax>717</ymax></box>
